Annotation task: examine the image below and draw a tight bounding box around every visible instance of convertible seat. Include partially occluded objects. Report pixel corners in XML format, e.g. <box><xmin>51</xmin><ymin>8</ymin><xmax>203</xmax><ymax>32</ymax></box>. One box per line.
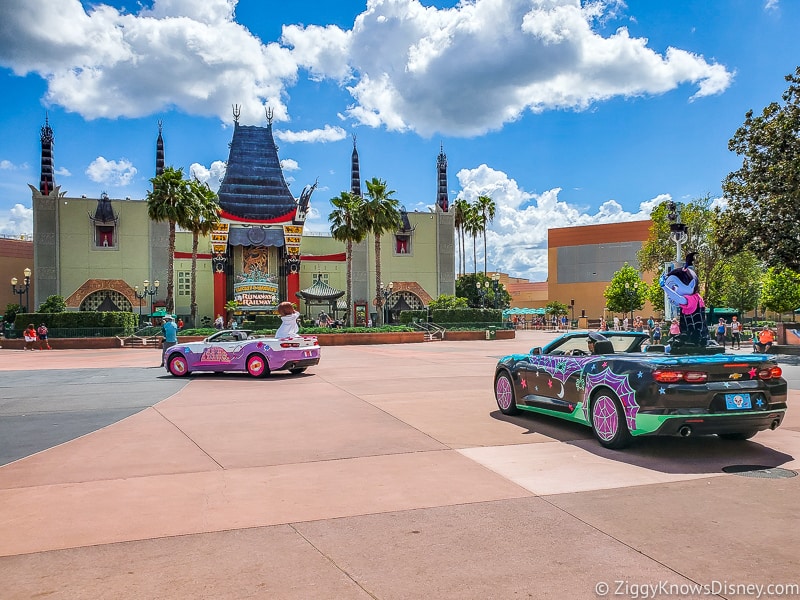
<box><xmin>593</xmin><ymin>340</ymin><xmax>615</xmax><ymax>355</ymax></box>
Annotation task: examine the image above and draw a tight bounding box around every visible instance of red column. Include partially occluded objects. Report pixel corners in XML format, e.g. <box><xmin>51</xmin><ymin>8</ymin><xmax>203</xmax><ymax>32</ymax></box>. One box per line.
<box><xmin>287</xmin><ymin>271</ymin><xmax>300</xmax><ymax>308</ymax></box>
<box><xmin>214</xmin><ymin>271</ymin><xmax>227</xmax><ymax>320</ymax></box>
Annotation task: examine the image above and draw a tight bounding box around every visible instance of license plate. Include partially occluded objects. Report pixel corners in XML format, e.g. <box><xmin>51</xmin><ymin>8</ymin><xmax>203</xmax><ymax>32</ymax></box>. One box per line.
<box><xmin>725</xmin><ymin>393</ymin><xmax>752</xmax><ymax>410</ymax></box>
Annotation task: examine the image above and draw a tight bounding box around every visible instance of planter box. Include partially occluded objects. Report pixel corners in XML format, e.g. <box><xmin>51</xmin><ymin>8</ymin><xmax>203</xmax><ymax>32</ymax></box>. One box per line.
<box><xmin>444</xmin><ymin>330</ymin><xmax>516</xmax><ymax>341</ymax></box>
<box><xmin>315</xmin><ymin>332</ymin><xmax>425</xmax><ymax>345</ymax></box>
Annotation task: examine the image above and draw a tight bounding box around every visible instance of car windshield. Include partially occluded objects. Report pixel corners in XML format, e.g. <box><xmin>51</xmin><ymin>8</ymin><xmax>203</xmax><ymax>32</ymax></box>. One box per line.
<box><xmin>541</xmin><ymin>333</ymin><xmax>647</xmax><ymax>355</ymax></box>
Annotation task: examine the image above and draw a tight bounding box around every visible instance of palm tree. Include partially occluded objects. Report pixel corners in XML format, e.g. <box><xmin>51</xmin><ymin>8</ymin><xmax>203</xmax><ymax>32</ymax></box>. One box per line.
<box><xmin>329</xmin><ymin>191</ymin><xmax>367</xmax><ymax>326</ymax></box>
<box><xmin>147</xmin><ymin>166</ymin><xmax>192</xmax><ymax>313</ymax></box>
<box><xmin>475</xmin><ymin>195</ymin><xmax>496</xmax><ymax>276</ymax></box>
<box><xmin>464</xmin><ymin>203</ymin><xmax>481</xmax><ymax>276</ymax></box>
<box><xmin>453</xmin><ymin>198</ymin><xmax>470</xmax><ymax>276</ymax></box>
<box><xmin>363</xmin><ymin>177</ymin><xmax>402</xmax><ymax>326</ymax></box>
<box><xmin>187</xmin><ymin>179</ymin><xmax>221</xmax><ymax>327</ymax></box>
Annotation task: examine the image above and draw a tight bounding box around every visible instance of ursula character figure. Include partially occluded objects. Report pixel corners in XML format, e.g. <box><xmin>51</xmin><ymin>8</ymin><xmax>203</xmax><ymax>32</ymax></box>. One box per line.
<box><xmin>659</xmin><ymin>252</ymin><xmax>709</xmax><ymax>347</ymax></box>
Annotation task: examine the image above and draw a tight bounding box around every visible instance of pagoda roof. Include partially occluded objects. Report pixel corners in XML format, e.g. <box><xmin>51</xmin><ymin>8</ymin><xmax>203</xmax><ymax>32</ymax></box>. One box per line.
<box><xmin>218</xmin><ymin>122</ymin><xmax>297</xmax><ymax>221</ymax></box>
<box><xmin>295</xmin><ymin>279</ymin><xmax>345</xmax><ymax>301</ymax></box>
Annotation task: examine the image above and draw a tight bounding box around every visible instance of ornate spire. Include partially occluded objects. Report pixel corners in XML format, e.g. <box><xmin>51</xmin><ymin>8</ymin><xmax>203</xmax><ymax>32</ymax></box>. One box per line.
<box><xmin>350</xmin><ymin>133</ymin><xmax>362</xmax><ymax>197</ymax></box>
<box><xmin>436</xmin><ymin>142</ymin><xmax>448</xmax><ymax>212</ymax></box>
<box><xmin>232</xmin><ymin>104</ymin><xmax>240</xmax><ymax>123</ymax></box>
<box><xmin>39</xmin><ymin>113</ymin><xmax>56</xmax><ymax>195</ymax></box>
<box><xmin>155</xmin><ymin>120</ymin><xmax>165</xmax><ymax>177</ymax></box>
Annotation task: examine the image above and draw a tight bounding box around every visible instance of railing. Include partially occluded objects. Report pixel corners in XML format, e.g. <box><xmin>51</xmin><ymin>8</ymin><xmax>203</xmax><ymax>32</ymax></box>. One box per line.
<box><xmin>411</xmin><ymin>320</ymin><xmax>446</xmax><ymax>340</ymax></box>
<box><xmin>2</xmin><ymin>327</ymin><xmax>137</xmax><ymax>339</ymax></box>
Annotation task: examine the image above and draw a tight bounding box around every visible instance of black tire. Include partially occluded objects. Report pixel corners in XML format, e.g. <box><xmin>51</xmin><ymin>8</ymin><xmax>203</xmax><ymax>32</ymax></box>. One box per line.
<box><xmin>590</xmin><ymin>391</ymin><xmax>632</xmax><ymax>449</ymax></box>
<box><xmin>718</xmin><ymin>431</ymin><xmax>758</xmax><ymax>441</ymax></box>
<box><xmin>494</xmin><ymin>371</ymin><xmax>520</xmax><ymax>415</ymax></box>
<box><xmin>289</xmin><ymin>367</ymin><xmax>307</xmax><ymax>375</ymax></box>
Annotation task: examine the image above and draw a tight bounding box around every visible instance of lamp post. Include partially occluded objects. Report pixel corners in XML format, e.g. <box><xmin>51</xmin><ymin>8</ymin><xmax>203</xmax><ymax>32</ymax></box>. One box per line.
<box><xmin>570</xmin><ymin>298</ymin><xmax>575</xmax><ymax>325</ymax></box>
<box><xmin>491</xmin><ymin>273</ymin><xmax>501</xmax><ymax>308</ymax></box>
<box><xmin>380</xmin><ymin>281</ymin><xmax>393</xmax><ymax>324</ymax></box>
<box><xmin>134</xmin><ymin>279</ymin><xmax>159</xmax><ymax>324</ymax></box>
<box><xmin>11</xmin><ymin>267</ymin><xmax>32</xmax><ymax>313</ymax></box>
<box><xmin>476</xmin><ymin>280</ymin><xmax>489</xmax><ymax>308</ymax></box>
<box><xmin>665</xmin><ymin>200</ymin><xmax>688</xmax><ymax>321</ymax></box>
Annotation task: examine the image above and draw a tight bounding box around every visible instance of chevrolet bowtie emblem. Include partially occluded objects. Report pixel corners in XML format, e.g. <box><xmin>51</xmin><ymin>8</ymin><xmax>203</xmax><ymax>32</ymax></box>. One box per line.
<box><xmin>729</xmin><ymin>373</ymin><xmax>742</xmax><ymax>380</ymax></box>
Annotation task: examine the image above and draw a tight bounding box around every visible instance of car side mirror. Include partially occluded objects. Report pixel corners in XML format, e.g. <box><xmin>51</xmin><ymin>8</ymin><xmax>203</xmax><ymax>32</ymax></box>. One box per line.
<box><xmin>531</xmin><ymin>347</ymin><xmax>541</xmax><ymax>355</ymax></box>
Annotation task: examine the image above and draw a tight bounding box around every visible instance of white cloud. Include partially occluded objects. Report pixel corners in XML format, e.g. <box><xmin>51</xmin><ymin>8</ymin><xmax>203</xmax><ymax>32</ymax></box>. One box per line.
<box><xmin>0</xmin><ymin>160</ymin><xmax>28</xmax><ymax>170</ymax></box>
<box><xmin>455</xmin><ymin>164</ymin><xmax>657</xmax><ymax>281</ymax></box>
<box><xmin>275</xmin><ymin>125</ymin><xmax>347</xmax><ymax>143</ymax></box>
<box><xmin>0</xmin><ymin>203</ymin><xmax>33</xmax><ymax>237</ymax></box>
<box><xmin>280</xmin><ymin>159</ymin><xmax>300</xmax><ymax>171</ymax></box>
<box><xmin>764</xmin><ymin>0</ymin><xmax>779</xmax><ymax>11</ymax></box>
<box><xmin>86</xmin><ymin>156</ymin><xmax>137</xmax><ymax>186</ymax></box>
<box><xmin>0</xmin><ymin>0</ymin><xmax>732</xmax><ymax>136</ymax></box>
<box><xmin>54</xmin><ymin>166</ymin><xmax>72</xmax><ymax>176</ymax></box>
<box><xmin>189</xmin><ymin>160</ymin><xmax>227</xmax><ymax>192</ymax></box>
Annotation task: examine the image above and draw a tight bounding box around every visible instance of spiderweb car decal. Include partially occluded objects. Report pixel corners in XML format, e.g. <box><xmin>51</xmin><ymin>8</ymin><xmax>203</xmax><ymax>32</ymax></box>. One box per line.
<box><xmin>583</xmin><ymin>367</ymin><xmax>639</xmax><ymax>430</ymax></box>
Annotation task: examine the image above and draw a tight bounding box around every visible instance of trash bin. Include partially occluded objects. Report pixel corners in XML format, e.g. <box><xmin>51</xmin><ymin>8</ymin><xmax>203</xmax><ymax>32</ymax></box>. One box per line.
<box><xmin>486</xmin><ymin>326</ymin><xmax>497</xmax><ymax>340</ymax></box>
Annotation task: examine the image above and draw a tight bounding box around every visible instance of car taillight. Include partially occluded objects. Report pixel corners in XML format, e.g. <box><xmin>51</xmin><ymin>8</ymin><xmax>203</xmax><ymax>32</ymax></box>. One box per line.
<box><xmin>654</xmin><ymin>370</ymin><xmax>682</xmax><ymax>383</ymax></box>
<box><xmin>653</xmin><ymin>370</ymin><xmax>707</xmax><ymax>383</ymax></box>
<box><xmin>759</xmin><ymin>366</ymin><xmax>783</xmax><ymax>380</ymax></box>
<box><xmin>280</xmin><ymin>342</ymin><xmax>301</xmax><ymax>348</ymax></box>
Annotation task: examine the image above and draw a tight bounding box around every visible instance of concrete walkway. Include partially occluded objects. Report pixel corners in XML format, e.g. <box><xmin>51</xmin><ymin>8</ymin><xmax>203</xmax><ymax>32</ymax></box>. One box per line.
<box><xmin>1</xmin><ymin>332</ymin><xmax>798</xmax><ymax>599</ymax></box>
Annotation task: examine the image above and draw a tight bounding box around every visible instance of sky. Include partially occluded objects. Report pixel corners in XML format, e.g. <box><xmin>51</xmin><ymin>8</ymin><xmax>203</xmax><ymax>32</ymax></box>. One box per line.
<box><xmin>0</xmin><ymin>0</ymin><xmax>798</xmax><ymax>282</ymax></box>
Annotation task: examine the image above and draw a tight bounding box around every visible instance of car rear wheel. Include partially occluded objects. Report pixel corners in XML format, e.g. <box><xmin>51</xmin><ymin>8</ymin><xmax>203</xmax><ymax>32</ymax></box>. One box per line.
<box><xmin>246</xmin><ymin>354</ymin><xmax>269</xmax><ymax>378</ymax></box>
<box><xmin>168</xmin><ymin>354</ymin><xmax>189</xmax><ymax>377</ymax></box>
<box><xmin>289</xmin><ymin>367</ymin><xmax>307</xmax><ymax>374</ymax></box>
<box><xmin>590</xmin><ymin>391</ymin><xmax>632</xmax><ymax>449</ymax></box>
<box><xmin>495</xmin><ymin>371</ymin><xmax>520</xmax><ymax>415</ymax></box>
<box><xmin>718</xmin><ymin>430</ymin><xmax>758</xmax><ymax>441</ymax></box>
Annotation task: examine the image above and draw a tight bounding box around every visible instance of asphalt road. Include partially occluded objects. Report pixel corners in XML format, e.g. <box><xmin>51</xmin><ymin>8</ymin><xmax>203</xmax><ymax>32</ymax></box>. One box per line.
<box><xmin>0</xmin><ymin>367</ymin><xmax>188</xmax><ymax>465</ymax></box>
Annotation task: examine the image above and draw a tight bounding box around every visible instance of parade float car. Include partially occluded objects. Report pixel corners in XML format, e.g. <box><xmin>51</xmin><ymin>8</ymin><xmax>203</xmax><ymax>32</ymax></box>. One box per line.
<box><xmin>493</xmin><ymin>331</ymin><xmax>787</xmax><ymax>449</ymax></box>
<box><xmin>164</xmin><ymin>329</ymin><xmax>320</xmax><ymax>378</ymax></box>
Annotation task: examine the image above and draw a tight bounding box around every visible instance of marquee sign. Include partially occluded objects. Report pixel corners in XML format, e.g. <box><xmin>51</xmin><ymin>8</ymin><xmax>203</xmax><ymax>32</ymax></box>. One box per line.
<box><xmin>283</xmin><ymin>224</ymin><xmax>303</xmax><ymax>257</ymax></box>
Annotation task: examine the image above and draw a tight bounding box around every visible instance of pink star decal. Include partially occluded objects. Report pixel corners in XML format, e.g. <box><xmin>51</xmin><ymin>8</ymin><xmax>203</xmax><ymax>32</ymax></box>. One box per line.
<box><xmin>749</xmin><ymin>367</ymin><xmax>757</xmax><ymax>379</ymax></box>
<box><xmin>548</xmin><ymin>380</ymin><xmax>553</xmax><ymax>388</ymax></box>
<box><xmin>520</xmin><ymin>379</ymin><xmax>527</xmax><ymax>389</ymax></box>
<box><xmin>602</xmin><ymin>362</ymin><xmax>608</xmax><ymax>368</ymax></box>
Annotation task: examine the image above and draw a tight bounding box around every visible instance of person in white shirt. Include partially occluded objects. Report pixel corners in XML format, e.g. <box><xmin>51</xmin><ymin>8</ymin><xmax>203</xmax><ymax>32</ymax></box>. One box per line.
<box><xmin>275</xmin><ymin>302</ymin><xmax>301</xmax><ymax>338</ymax></box>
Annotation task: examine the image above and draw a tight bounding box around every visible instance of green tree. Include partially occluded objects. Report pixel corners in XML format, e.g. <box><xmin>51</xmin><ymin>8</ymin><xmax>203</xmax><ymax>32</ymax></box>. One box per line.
<box><xmin>716</xmin><ymin>67</ymin><xmax>800</xmax><ymax>270</ymax></box>
<box><xmin>760</xmin><ymin>267</ymin><xmax>800</xmax><ymax>321</ymax></box>
<box><xmin>463</xmin><ymin>203</ymin><xmax>481</xmax><ymax>276</ymax></box>
<box><xmin>147</xmin><ymin>166</ymin><xmax>193</xmax><ymax>313</ymax></box>
<box><xmin>474</xmin><ymin>195</ymin><xmax>496</xmax><ymax>276</ymax></box>
<box><xmin>428</xmin><ymin>294</ymin><xmax>469</xmax><ymax>310</ymax></box>
<box><xmin>637</xmin><ymin>196</ymin><xmax>724</xmax><ymax>301</ymax></box>
<box><xmin>720</xmin><ymin>251</ymin><xmax>762</xmax><ymax>316</ymax></box>
<box><xmin>645</xmin><ymin>280</ymin><xmax>665</xmax><ymax>314</ymax></box>
<box><xmin>329</xmin><ymin>191</ymin><xmax>367</xmax><ymax>326</ymax></box>
<box><xmin>605</xmin><ymin>264</ymin><xmax>648</xmax><ymax>319</ymax></box>
<box><xmin>186</xmin><ymin>179</ymin><xmax>221</xmax><ymax>327</ymax></box>
<box><xmin>363</xmin><ymin>178</ymin><xmax>402</xmax><ymax>325</ymax></box>
<box><xmin>38</xmin><ymin>295</ymin><xmax>66</xmax><ymax>313</ymax></box>
<box><xmin>3</xmin><ymin>303</ymin><xmax>24</xmax><ymax>325</ymax></box>
<box><xmin>545</xmin><ymin>301</ymin><xmax>569</xmax><ymax>317</ymax></box>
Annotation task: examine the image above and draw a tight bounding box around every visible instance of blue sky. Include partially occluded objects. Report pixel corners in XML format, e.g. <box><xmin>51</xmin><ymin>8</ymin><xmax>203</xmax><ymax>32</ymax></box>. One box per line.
<box><xmin>0</xmin><ymin>0</ymin><xmax>797</xmax><ymax>281</ymax></box>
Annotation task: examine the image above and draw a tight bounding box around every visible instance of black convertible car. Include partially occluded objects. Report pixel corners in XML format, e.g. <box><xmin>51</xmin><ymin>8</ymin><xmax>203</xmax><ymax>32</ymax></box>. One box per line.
<box><xmin>494</xmin><ymin>331</ymin><xmax>787</xmax><ymax>449</ymax></box>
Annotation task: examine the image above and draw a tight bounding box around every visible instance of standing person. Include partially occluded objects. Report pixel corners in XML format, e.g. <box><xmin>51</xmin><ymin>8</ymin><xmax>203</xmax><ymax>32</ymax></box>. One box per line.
<box><xmin>275</xmin><ymin>301</ymin><xmax>301</xmax><ymax>338</ymax></box>
<box><xmin>214</xmin><ymin>314</ymin><xmax>224</xmax><ymax>330</ymax></box>
<box><xmin>613</xmin><ymin>316</ymin><xmax>620</xmax><ymax>330</ymax></box>
<box><xmin>622</xmin><ymin>316</ymin><xmax>629</xmax><ymax>331</ymax></box>
<box><xmin>730</xmin><ymin>316</ymin><xmax>742</xmax><ymax>350</ymax></box>
<box><xmin>23</xmin><ymin>323</ymin><xmax>37</xmax><ymax>350</ymax></box>
<box><xmin>160</xmin><ymin>315</ymin><xmax>178</xmax><ymax>367</ymax></box>
<box><xmin>715</xmin><ymin>318</ymin><xmax>727</xmax><ymax>348</ymax></box>
<box><xmin>669</xmin><ymin>317</ymin><xmax>681</xmax><ymax>338</ymax></box>
<box><xmin>177</xmin><ymin>318</ymin><xmax>184</xmax><ymax>330</ymax></box>
<box><xmin>37</xmin><ymin>323</ymin><xmax>51</xmax><ymax>350</ymax></box>
<box><xmin>652</xmin><ymin>321</ymin><xmax>662</xmax><ymax>344</ymax></box>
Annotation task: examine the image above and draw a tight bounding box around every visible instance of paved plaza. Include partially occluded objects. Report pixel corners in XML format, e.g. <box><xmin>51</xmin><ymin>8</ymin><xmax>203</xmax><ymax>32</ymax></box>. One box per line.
<box><xmin>0</xmin><ymin>331</ymin><xmax>798</xmax><ymax>599</ymax></box>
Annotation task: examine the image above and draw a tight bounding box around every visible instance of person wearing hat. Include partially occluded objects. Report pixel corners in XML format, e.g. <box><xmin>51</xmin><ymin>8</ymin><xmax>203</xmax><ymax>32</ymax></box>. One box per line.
<box><xmin>160</xmin><ymin>314</ymin><xmax>179</xmax><ymax>367</ymax></box>
<box><xmin>715</xmin><ymin>318</ymin><xmax>727</xmax><ymax>348</ymax></box>
<box><xmin>587</xmin><ymin>331</ymin><xmax>609</xmax><ymax>355</ymax></box>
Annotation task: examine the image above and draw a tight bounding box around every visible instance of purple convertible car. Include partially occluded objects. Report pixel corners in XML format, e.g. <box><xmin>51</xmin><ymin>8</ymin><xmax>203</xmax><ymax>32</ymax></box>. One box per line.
<box><xmin>164</xmin><ymin>329</ymin><xmax>320</xmax><ymax>378</ymax></box>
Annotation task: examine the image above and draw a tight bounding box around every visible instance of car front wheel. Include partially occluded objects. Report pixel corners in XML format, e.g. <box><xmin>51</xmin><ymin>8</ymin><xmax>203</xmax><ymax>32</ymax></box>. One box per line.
<box><xmin>495</xmin><ymin>371</ymin><xmax>520</xmax><ymax>415</ymax></box>
<box><xmin>246</xmin><ymin>354</ymin><xmax>269</xmax><ymax>378</ymax></box>
<box><xmin>168</xmin><ymin>354</ymin><xmax>190</xmax><ymax>377</ymax></box>
<box><xmin>590</xmin><ymin>391</ymin><xmax>632</xmax><ymax>449</ymax></box>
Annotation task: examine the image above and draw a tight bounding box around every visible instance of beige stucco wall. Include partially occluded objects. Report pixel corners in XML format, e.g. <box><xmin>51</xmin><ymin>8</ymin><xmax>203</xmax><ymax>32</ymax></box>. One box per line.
<box><xmin>58</xmin><ymin>196</ymin><xmax>152</xmax><ymax>304</ymax></box>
